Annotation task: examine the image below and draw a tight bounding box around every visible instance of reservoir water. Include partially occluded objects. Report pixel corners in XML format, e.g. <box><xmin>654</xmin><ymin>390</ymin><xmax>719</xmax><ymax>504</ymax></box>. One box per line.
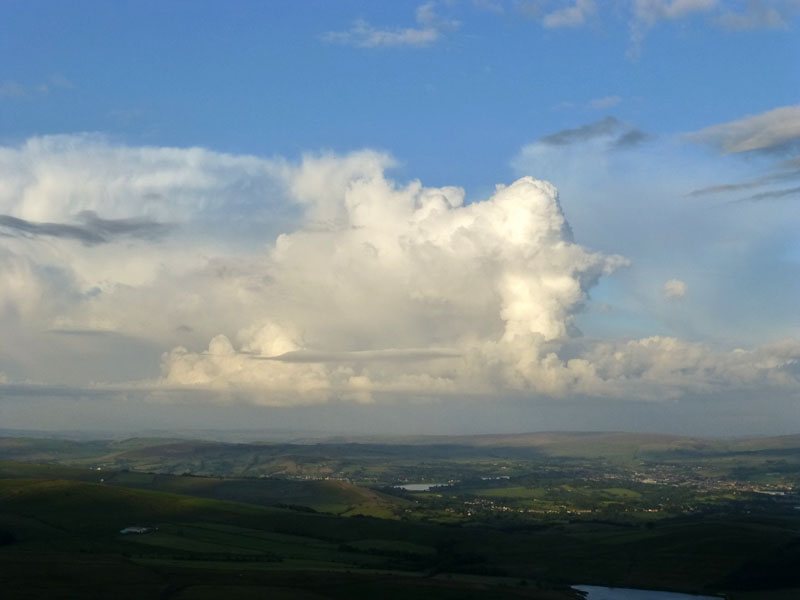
<box><xmin>394</xmin><ymin>483</ymin><xmax>450</xmax><ymax>491</ymax></box>
<box><xmin>573</xmin><ymin>585</ymin><xmax>722</xmax><ymax>600</ymax></box>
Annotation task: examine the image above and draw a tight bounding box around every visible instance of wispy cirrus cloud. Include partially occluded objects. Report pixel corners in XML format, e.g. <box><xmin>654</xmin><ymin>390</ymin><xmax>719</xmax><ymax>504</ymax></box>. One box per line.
<box><xmin>322</xmin><ymin>2</ymin><xmax>797</xmax><ymax>56</ymax></box>
<box><xmin>632</xmin><ymin>0</ymin><xmax>719</xmax><ymax>24</ymax></box>
<box><xmin>322</xmin><ymin>2</ymin><xmax>458</xmax><ymax>48</ymax></box>
<box><xmin>715</xmin><ymin>0</ymin><xmax>800</xmax><ymax>30</ymax></box>
<box><xmin>518</xmin><ymin>0</ymin><xmax>767</xmax><ymax>56</ymax></box>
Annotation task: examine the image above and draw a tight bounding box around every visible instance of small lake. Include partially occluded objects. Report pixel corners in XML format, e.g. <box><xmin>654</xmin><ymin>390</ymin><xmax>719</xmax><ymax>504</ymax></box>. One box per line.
<box><xmin>394</xmin><ymin>482</ymin><xmax>451</xmax><ymax>491</ymax></box>
<box><xmin>573</xmin><ymin>585</ymin><xmax>722</xmax><ymax>600</ymax></box>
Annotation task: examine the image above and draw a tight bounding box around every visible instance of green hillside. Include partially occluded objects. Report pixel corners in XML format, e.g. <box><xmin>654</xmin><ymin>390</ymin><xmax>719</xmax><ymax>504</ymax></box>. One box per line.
<box><xmin>0</xmin><ymin>461</ymin><xmax>406</xmax><ymax>518</ymax></box>
<box><xmin>0</xmin><ymin>476</ymin><xmax>576</xmax><ymax>599</ymax></box>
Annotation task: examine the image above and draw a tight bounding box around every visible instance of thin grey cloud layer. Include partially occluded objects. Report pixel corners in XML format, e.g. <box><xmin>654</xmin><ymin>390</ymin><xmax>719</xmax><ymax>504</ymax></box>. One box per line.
<box><xmin>538</xmin><ymin>116</ymin><xmax>651</xmax><ymax>149</ymax></box>
<box><xmin>250</xmin><ymin>348</ymin><xmax>462</xmax><ymax>363</ymax></box>
<box><xmin>539</xmin><ymin>116</ymin><xmax>622</xmax><ymax>145</ymax></box>
<box><xmin>46</xmin><ymin>328</ymin><xmax>116</xmax><ymax>337</ymax></box>
<box><xmin>715</xmin><ymin>0</ymin><xmax>800</xmax><ymax>30</ymax></box>
<box><xmin>0</xmin><ymin>211</ymin><xmax>173</xmax><ymax>245</ymax></box>
<box><xmin>689</xmin><ymin>168</ymin><xmax>800</xmax><ymax>197</ymax></box>
<box><xmin>732</xmin><ymin>185</ymin><xmax>800</xmax><ymax>204</ymax></box>
<box><xmin>688</xmin><ymin>104</ymin><xmax>800</xmax><ymax>154</ymax></box>
<box><xmin>614</xmin><ymin>128</ymin><xmax>652</xmax><ymax>148</ymax></box>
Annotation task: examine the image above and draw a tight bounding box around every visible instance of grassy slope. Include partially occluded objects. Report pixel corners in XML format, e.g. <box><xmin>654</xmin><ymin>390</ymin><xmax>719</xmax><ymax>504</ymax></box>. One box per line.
<box><xmin>0</xmin><ymin>461</ymin><xmax>407</xmax><ymax>518</ymax></box>
<box><xmin>102</xmin><ymin>470</ymin><xmax>407</xmax><ymax>517</ymax></box>
<box><xmin>0</xmin><ymin>477</ymin><xmax>576</xmax><ymax>600</ymax></box>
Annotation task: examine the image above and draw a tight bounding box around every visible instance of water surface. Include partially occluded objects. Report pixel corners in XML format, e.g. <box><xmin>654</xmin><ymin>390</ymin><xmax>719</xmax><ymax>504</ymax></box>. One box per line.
<box><xmin>394</xmin><ymin>483</ymin><xmax>450</xmax><ymax>491</ymax></box>
<box><xmin>574</xmin><ymin>585</ymin><xmax>722</xmax><ymax>600</ymax></box>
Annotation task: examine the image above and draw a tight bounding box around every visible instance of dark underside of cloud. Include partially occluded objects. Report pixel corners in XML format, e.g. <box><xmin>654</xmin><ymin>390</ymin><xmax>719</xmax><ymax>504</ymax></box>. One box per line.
<box><xmin>613</xmin><ymin>128</ymin><xmax>652</xmax><ymax>148</ymax></box>
<box><xmin>0</xmin><ymin>211</ymin><xmax>173</xmax><ymax>245</ymax></box>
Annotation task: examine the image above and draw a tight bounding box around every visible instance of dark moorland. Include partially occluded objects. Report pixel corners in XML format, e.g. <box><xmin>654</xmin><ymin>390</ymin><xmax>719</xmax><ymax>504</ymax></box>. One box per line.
<box><xmin>2</xmin><ymin>431</ymin><xmax>800</xmax><ymax>599</ymax></box>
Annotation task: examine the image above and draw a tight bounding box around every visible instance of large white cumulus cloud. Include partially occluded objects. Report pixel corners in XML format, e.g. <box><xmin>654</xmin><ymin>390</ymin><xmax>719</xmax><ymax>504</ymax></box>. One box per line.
<box><xmin>161</xmin><ymin>169</ymin><xmax>627</xmax><ymax>403</ymax></box>
<box><xmin>1</xmin><ymin>135</ymin><xmax>799</xmax><ymax>405</ymax></box>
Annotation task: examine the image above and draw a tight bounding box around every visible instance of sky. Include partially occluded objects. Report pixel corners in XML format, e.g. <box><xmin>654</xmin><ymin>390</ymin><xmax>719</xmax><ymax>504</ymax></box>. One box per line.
<box><xmin>1</xmin><ymin>0</ymin><xmax>799</xmax><ymax>436</ymax></box>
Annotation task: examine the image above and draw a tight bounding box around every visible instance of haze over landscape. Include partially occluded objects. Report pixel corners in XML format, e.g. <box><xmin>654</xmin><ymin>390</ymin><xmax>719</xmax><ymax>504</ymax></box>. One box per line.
<box><xmin>1</xmin><ymin>1</ymin><xmax>799</xmax><ymax>436</ymax></box>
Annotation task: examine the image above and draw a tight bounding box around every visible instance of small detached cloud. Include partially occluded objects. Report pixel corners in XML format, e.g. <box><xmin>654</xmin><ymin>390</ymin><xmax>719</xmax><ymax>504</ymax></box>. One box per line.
<box><xmin>535</xmin><ymin>116</ymin><xmax>651</xmax><ymax>150</ymax></box>
<box><xmin>663</xmin><ymin>278</ymin><xmax>688</xmax><ymax>299</ymax></box>
<box><xmin>589</xmin><ymin>95</ymin><xmax>623</xmax><ymax>109</ymax></box>
<box><xmin>542</xmin><ymin>0</ymin><xmax>596</xmax><ymax>28</ymax></box>
<box><xmin>322</xmin><ymin>2</ymin><xmax>458</xmax><ymax>48</ymax></box>
<box><xmin>539</xmin><ymin>116</ymin><xmax>622</xmax><ymax>146</ymax></box>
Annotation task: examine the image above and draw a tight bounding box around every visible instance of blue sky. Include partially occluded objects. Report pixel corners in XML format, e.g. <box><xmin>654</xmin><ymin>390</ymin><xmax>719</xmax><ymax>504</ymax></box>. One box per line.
<box><xmin>1</xmin><ymin>1</ymin><xmax>799</xmax><ymax>435</ymax></box>
<box><xmin>4</xmin><ymin>1</ymin><xmax>797</xmax><ymax>184</ymax></box>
